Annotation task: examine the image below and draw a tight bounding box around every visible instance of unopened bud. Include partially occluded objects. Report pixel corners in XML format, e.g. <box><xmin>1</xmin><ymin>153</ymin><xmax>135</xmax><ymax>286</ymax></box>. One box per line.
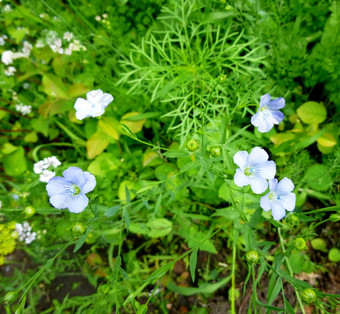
<box><xmin>286</xmin><ymin>214</ymin><xmax>299</xmax><ymax>226</ymax></box>
<box><xmin>246</xmin><ymin>250</ymin><xmax>259</xmax><ymax>264</ymax></box>
<box><xmin>210</xmin><ymin>146</ymin><xmax>221</xmax><ymax>157</ymax></box>
<box><xmin>3</xmin><ymin>291</ymin><xmax>19</xmax><ymax>305</ymax></box>
<box><xmin>186</xmin><ymin>140</ymin><xmax>199</xmax><ymax>152</ymax></box>
<box><xmin>329</xmin><ymin>214</ymin><xmax>340</xmax><ymax>222</ymax></box>
<box><xmin>24</xmin><ymin>206</ymin><xmax>35</xmax><ymax>217</ymax></box>
<box><xmin>293</xmin><ymin>238</ymin><xmax>307</xmax><ymax>251</ymax></box>
<box><xmin>72</xmin><ymin>222</ymin><xmax>86</xmax><ymax>235</ymax></box>
<box><xmin>301</xmin><ymin>288</ymin><xmax>317</xmax><ymax>304</ymax></box>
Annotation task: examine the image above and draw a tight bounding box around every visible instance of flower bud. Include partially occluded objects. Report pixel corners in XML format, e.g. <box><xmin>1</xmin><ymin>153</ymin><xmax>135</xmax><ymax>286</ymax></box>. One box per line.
<box><xmin>24</xmin><ymin>206</ymin><xmax>35</xmax><ymax>217</ymax></box>
<box><xmin>3</xmin><ymin>291</ymin><xmax>19</xmax><ymax>304</ymax></box>
<box><xmin>286</xmin><ymin>214</ymin><xmax>299</xmax><ymax>226</ymax></box>
<box><xmin>329</xmin><ymin>214</ymin><xmax>340</xmax><ymax>222</ymax></box>
<box><xmin>301</xmin><ymin>288</ymin><xmax>317</xmax><ymax>304</ymax></box>
<box><xmin>218</xmin><ymin>74</ymin><xmax>227</xmax><ymax>82</ymax></box>
<box><xmin>210</xmin><ymin>146</ymin><xmax>221</xmax><ymax>157</ymax></box>
<box><xmin>246</xmin><ymin>250</ymin><xmax>259</xmax><ymax>264</ymax></box>
<box><xmin>72</xmin><ymin>222</ymin><xmax>86</xmax><ymax>235</ymax></box>
<box><xmin>293</xmin><ymin>238</ymin><xmax>307</xmax><ymax>251</ymax></box>
<box><xmin>186</xmin><ymin>140</ymin><xmax>199</xmax><ymax>152</ymax></box>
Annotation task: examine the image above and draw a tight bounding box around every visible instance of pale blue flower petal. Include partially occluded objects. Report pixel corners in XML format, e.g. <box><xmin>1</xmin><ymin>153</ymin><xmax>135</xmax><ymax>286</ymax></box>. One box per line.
<box><xmin>74</xmin><ymin>98</ymin><xmax>92</xmax><ymax>120</ymax></box>
<box><xmin>234</xmin><ymin>169</ymin><xmax>250</xmax><ymax>187</ymax></box>
<box><xmin>260</xmin><ymin>194</ymin><xmax>271</xmax><ymax>212</ymax></box>
<box><xmin>272</xmin><ymin>203</ymin><xmax>286</xmax><ymax>220</ymax></box>
<box><xmin>82</xmin><ymin>172</ymin><xmax>96</xmax><ymax>193</ymax></box>
<box><xmin>233</xmin><ymin>151</ymin><xmax>248</xmax><ymax>169</ymax></box>
<box><xmin>257</xmin><ymin>113</ymin><xmax>274</xmax><ymax>133</ymax></box>
<box><xmin>277</xmin><ymin>177</ymin><xmax>294</xmax><ymax>194</ymax></box>
<box><xmin>50</xmin><ymin>194</ymin><xmax>68</xmax><ymax>209</ymax></box>
<box><xmin>46</xmin><ymin>177</ymin><xmax>69</xmax><ymax>196</ymax></box>
<box><xmin>67</xmin><ymin>194</ymin><xmax>89</xmax><ymax>213</ymax></box>
<box><xmin>259</xmin><ymin>94</ymin><xmax>271</xmax><ymax>108</ymax></box>
<box><xmin>281</xmin><ymin>193</ymin><xmax>296</xmax><ymax>211</ymax></box>
<box><xmin>271</xmin><ymin>110</ymin><xmax>285</xmax><ymax>124</ymax></box>
<box><xmin>268</xmin><ymin>97</ymin><xmax>285</xmax><ymax>110</ymax></box>
<box><xmin>268</xmin><ymin>178</ymin><xmax>278</xmax><ymax>191</ymax></box>
<box><xmin>249</xmin><ymin>147</ymin><xmax>269</xmax><ymax>165</ymax></box>
<box><xmin>257</xmin><ymin>161</ymin><xmax>276</xmax><ymax>179</ymax></box>
<box><xmin>250</xmin><ymin>176</ymin><xmax>268</xmax><ymax>194</ymax></box>
<box><xmin>63</xmin><ymin>167</ymin><xmax>86</xmax><ymax>187</ymax></box>
<box><xmin>250</xmin><ymin>112</ymin><xmax>260</xmax><ymax>127</ymax></box>
<box><xmin>86</xmin><ymin>89</ymin><xmax>103</xmax><ymax>104</ymax></box>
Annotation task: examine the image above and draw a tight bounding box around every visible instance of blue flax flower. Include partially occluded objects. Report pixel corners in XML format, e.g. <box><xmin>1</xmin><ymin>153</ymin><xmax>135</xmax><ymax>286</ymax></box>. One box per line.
<box><xmin>234</xmin><ymin>147</ymin><xmax>276</xmax><ymax>194</ymax></box>
<box><xmin>251</xmin><ymin>94</ymin><xmax>285</xmax><ymax>133</ymax></box>
<box><xmin>260</xmin><ymin>177</ymin><xmax>296</xmax><ymax>220</ymax></box>
<box><xmin>46</xmin><ymin>167</ymin><xmax>96</xmax><ymax>213</ymax></box>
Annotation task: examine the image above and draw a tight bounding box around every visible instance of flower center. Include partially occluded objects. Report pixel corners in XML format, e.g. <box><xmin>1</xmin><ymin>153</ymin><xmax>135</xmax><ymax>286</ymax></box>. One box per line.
<box><xmin>269</xmin><ymin>192</ymin><xmax>280</xmax><ymax>201</ymax></box>
<box><xmin>70</xmin><ymin>185</ymin><xmax>81</xmax><ymax>196</ymax></box>
<box><xmin>260</xmin><ymin>105</ymin><xmax>267</xmax><ymax>112</ymax></box>
<box><xmin>244</xmin><ymin>167</ymin><xmax>254</xmax><ymax>176</ymax></box>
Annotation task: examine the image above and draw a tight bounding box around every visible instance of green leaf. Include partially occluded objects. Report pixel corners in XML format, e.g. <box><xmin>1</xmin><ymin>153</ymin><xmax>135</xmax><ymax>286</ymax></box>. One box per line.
<box><xmin>86</xmin><ymin>131</ymin><xmax>110</xmax><ymax>159</ymax></box>
<box><xmin>31</xmin><ymin>116</ymin><xmax>49</xmax><ymax>137</ymax></box>
<box><xmin>118</xmin><ymin>181</ymin><xmax>135</xmax><ymax>201</ymax></box>
<box><xmin>67</xmin><ymin>83</ymin><xmax>90</xmax><ymax>97</ymax></box>
<box><xmin>39</xmin><ymin>99</ymin><xmax>73</xmax><ymax>117</ymax></box>
<box><xmin>105</xmin><ymin>205</ymin><xmax>121</xmax><ymax>217</ymax></box>
<box><xmin>267</xmin><ymin>277</ymin><xmax>282</xmax><ymax>305</ymax></box>
<box><xmin>311</xmin><ymin>238</ymin><xmax>328</xmax><ymax>252</ymax></box>
<box><xmin>4</xmin><ymin>147</ymin><xmax>27</xmax><ymax>176</ymax></box>
<box><xmin>328</xmin><ymin>248</ymin><xmax>340</xmax><ymax>262</ymax></box>
<box><xmin>147</xmin><ymin>218</ymin><xmax>173</xmax><ymax>238</ymax></box>
<box><xmin>190</xmin><ymin>248</ymin><xmax>198</xmax><ymax>282</ymax></box>
<box><xmin>297</xmin><ymin>101</ymin><xmax>327</xmax><ymax>124</ymax></box>
<box><xmin>88</xmin><ymin>153</ymin><xmax>120</xmax><ymax>177</ymax></box>
<box><xmin>42</xmin><ymin>74</ymin><xmax>68</xmax><ymax>98</ymax></box>
<box><xmin>212</xmin><ymin>207</ymin><xmax>239</xmax><ymax>221</ymax></box>
<box><xmin>303</xmin><ymin>164</ymin><xmax>332</xmax><ymax>191</ymax></box>
<box><xmin>124</xmin><ymin>208</ymin><xmax>130</xmax><ymax>230</ymax></box>
<box><xmin>73</xmin><ymin>229</ymin><xmax>91</xmax><ymax>253</ymax></box>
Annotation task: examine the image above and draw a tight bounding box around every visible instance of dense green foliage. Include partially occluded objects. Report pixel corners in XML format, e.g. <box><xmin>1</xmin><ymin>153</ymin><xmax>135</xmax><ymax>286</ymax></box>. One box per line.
<box><xmin>0</xmin><ymin>0</ymin><xmax>339</xmax><ymax>313</ymax></box>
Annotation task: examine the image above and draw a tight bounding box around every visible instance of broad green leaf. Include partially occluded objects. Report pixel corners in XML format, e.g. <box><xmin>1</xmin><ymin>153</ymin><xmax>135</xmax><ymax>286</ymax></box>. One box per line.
<box><xmin>24</xmin><ymin>131</ymin><xmax>38</xmax><ymax>143</ymax></box>
<box><xmin>316</xmin><ymin>132</ymin><xmax>337</xmax><ymax>147</ymax></box>
<box><xmin>297</xmin><ymin>101</ymin><xmax>327</xmax><ymax>124</ymax></box>
<box><xmin>86</xmin><ymin>131</ymin><xmax>110</xmax><ymax>159</ymax></box>
<box><xmin>2</xmin><ymin>142</ymin><xmax>18</xmax><ymax>154</ymax></box>
<box><xmin>303</xmin><ymin>164</ymin><xmax>332</xmax><ymax>191</ymax></box>
<box><xmin>120</xmin><ymin>112</ymin><xmax>146</xmax><ymax>133</ymax></box>
<box><xmin>311</xmin><ymin>238</ymin><xmax>328</xmax><ymax>252</ymax></box>
<box><xmin>42</xmin><ymin>74</ymin><xmax>68</xmax><ymax>98</ymax></box>
<box><xmin>147</xmin><ymin>218</ymin><xmax>173</xmax><ymax>238</ymax></box>
<box><xmin>129</xmin><ymin>223</ymin><xmax>150</xmax><ymax>235</ymax></box>
<box><xmin>270</xmin><ymin>132</ymin><xmax>295</xmax><ymax>146</ymax></box>
<box><xmin>39</xmin><ymin>99</ymin><xmax>73</xmax><ymax>117</ymax></box>
<box><xmin>118</xmin><ymin>181</ymin><xmax>135</xmax><ymax>201</ymax></box>
<box><xmin>328</xmin><ymin>248</ymin><xmax>340</xmax><ymax>262</ymax></box>
<box><xmin>143</xmin><ymin>149</ymin><xmax>162</xmax><ymax>167</ymax></box>
<box><xmin>31</xmin><ymin>116</ymin><xmax>49</xmax><ymax>137</ymax></box>
<box><xmin>4</xmin><ymin>147</ymin><xmax>27</xmax><ymax>176</ymax></box>
<box><xmin>88</xmin><ymin>153</ymin><xmax>120</xmax><ymax>177</ymax></box>
<box><xmin>98</xmin><ymin>118</ymin><xmax>119</xmax><ymax>140</ymax></box>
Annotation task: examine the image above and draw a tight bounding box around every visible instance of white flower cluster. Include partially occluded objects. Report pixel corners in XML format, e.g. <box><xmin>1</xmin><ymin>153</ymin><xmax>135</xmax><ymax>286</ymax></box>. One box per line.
<box><xmin>3</xmin><ymin>5</ymin><xmax>12</xmax><ymax>13</ymax></box>
<box><xmin>34</xmin><ymin>156</ymin><xmax>61</xmax><ymax>183</ymax></box>
<box><xmin>15</xmin><ymin>222</ymin><xmax>37</xmax><ymax>244</ymax></box>
<box><xmin>44</xmin><ymin>31</ymin><xmax>86</xmax><ymax>56</ymax></box>
<box><xmin>15</xmin><ymin>104</ymin><xmax>32</xmax><ymax>115</ymax></box>
<box><xmin>1</xmin><ymin>41</ymin><xmax>32</xmax><ymax>76</ymax></box>
<box><xmin>0</xmin><ymin>35</ymin><xmax>7</xmax><ymax>46</ymax></box>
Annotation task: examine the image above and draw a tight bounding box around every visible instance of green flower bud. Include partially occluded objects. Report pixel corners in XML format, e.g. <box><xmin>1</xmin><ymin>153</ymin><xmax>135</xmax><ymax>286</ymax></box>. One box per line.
<box><xmin>286</xmin><ymin>214</ymin><xmax>299</xmax><ymax>226</ymax></box>
<box><xmin>218</xmin><ymin>74</ymin><xmax>227</xmax><ymax>82</ymax></box>
<box><xmin>3</xmin><ymin>291</ymin><xmax>19</xmax><ymax>304</ymax></box>
<box><xmin>301</xmin><ymin>288</ymin><xmax>317</xmax><ymax>304</ymax></box>
<box><xmin>24</xmin><ymin>206</ymin><xmax>35</xmax><ymax>217</ymax></box>
<box><xmin>210</xmin><ymin>146</ymin><xmax>221</xmax><ymax>157</ymax></box>
<box><xmin>246</xmin><ymin>250</ymin><xmax>259</xmax><ymax>264</ymax></box>
<box><xmin>329</xmin><ymin>214</ymin><xmax>340</xmax><ymax>222</ymax></box>
<box><xmin>293</xmin><ymin>238</ymin><xmax>307</xmax><ymax>251</ymax></box>
<box><xmin>186</xmin><ymin>140</ymin><xmax>199</xmax><ymax>152</ymax></box>
<box><xmin>72</xmin><ymin>222</ymin><xmax>86</xmax><ymax>235</ymax></box>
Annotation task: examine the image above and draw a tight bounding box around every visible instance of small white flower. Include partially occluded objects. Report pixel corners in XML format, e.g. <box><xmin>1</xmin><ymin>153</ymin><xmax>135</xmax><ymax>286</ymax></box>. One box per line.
<box><xmin>49</xmin><ymin>44</ymin><xmax>59</xmax><ymax>52</ymax></box>
<box><xmin>74</xmin><ymin>89</ymin><xmax>114</xmax><ymax>120</ymax></box>
<box><xmin>57</xmin><ymin>48</ymin><xmax>64</xmax><ymax>54</ymax></box>
<box><xmin>4</xmin><ymin>66</ymin><xmax>16</xmax><ymax>76</ymax></box>
<box><xmin>34</xmin><ymin>160</ymin><xmax>48</xmax><ymax>174</ymax></box>
<box><xmin>44</xmin><ymin>156</ymin><xmax>61</xmax><ymax>168</ymax></box>
<box><xmin>0</xmin><ymin>37</ymin><xmax>5</xmax><ymax>46</ymax></box>
<box><xmin>95</xmin><ymin>15</ymin><xmax>101</xmax><ymax>21</ymax></box>
<box><xmin>54</xmin><ymin>38</ymin><xmax>62</xmax><ymax>48</ymax></box>
<box><xmin>3</xmin><ymin>5</ymin><xmax>12</xmax><ymax>12</ymax></box>
<box><xmin>39</xmin><ymin>170</ymin><xmax>56</xmax><ymax>183</ymax></box>
<box><xmin>2</xmin><ymin>51</ymin><xmax>14</xmax><ymax>65</ymax></box>
<box><xmin>64</xmin><ymin>47</ymin><xmax>72</xmax><ymax>55</ymax></box>
<box><xmin>23</xmin><ymin>82</ymin><xmax>30</xmax><ymax>89</ymax></box>
<box><xmin>63</xmin><ymin>32</ymin><xmax>73</xmax><ymax>41</ymax></box>
<box><xmin>102</xmin><ymin>13</ymin><xmax>108</xmax><ymax>19</ymax></box>
<box><xmin>15</xmin><ymin>104</ymin><xmax>32</xmax><ymax>115</ymax></box>
<box><xmin>22</xmin><ymin>41</ymin><xmax>32</xmax><ymax>57</ymax></box>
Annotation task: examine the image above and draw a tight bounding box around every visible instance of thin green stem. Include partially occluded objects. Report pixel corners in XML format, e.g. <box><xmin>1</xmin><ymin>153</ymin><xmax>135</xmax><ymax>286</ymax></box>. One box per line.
<box><xmin>278</xmin><ymin>228</ymin><xmax>305</xmax><ymax>314</ymax></box>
